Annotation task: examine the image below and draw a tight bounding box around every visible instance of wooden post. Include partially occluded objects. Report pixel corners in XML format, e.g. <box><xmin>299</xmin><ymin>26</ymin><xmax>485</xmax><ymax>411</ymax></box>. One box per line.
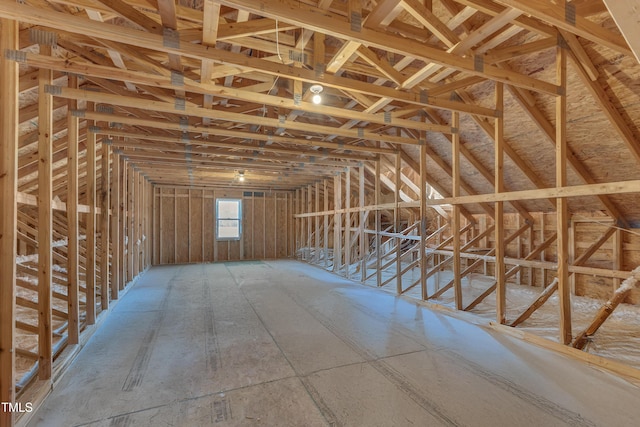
<box><xmin>395</xmin><ymin>153</ymin><xmax>402</xmax><ymax>294</ymax></box>
<box><xmin>315</xmin><ymin>181</ymin><xmax>320</xmax><ymax>264</ymax></box>
<box><xmin>37</xmin><ymin>44</ymin><xmax>53</xmax><ymax>380</ymax></box>
<box><xmin>127</xmin><ymin>167</ymin><xmax>134</xmax><ymax>281</ymax></box>
<box><xmin>86</xmin><ymin>106</ymin><xmax>97</xmax><ymax>325</ymax></box>
<box><xmin>120</xmin><ymin>157</ymin><xmax>126</xmax><ymax>287</ymax></box>
<box><xmin>452</xmin><ymin>112</ymin><xmax>463</xmax><ymax>310</ymax></box>
<box><xmin>359</xmin><ymin>167</ymin><xmax>366</xmax><ymax>282</ymax></box>
<box><xmin>110</xmin><ymin>152</ymin><xmax>120</xmax><ymax>299</ymax></box>
<box><xmin>0</xmin><ymin>18</ymin><xmax>19</xmax><ymax>424</ymax></box>
<box><xmin>613</xmin><ymin>229</ymin><xmax>623</xmax><ymax>290</ymax></box>
<box><xmin>100</xmin><ymin>141</ymin><xmax>110</xmax><ymax>310</ymax></box>
<box><xmin>334</xmin><ymin>174</ymin><xmax>342</xmax><ymax>273</ymax></box>
<box><xmin>294</xmin><ymin>188</ymin><xmax>300</xmax><ymax>257</ymax></box>
<box><xmin>345</xmin><ymin>168</ymin><xmax>351</xmax><ymax>278</ymax></box>
<box><xmin>569</xmin><ymin>218</ymin><xmax>576</xmax><ymax>295</ymax></box>
<box><xmin>540</xmin><ymin>213</ymin><xmax>548</xmax><ymax>287</ymax></box>
<box><xmin>495</xmin><ymin>82</ymin><xmax>506</xmax><ymax>324</ymax></box>
<box><xmin>67</xmin><ymin>74</ymin><xmax>80</xmax><ymax>345</ymax></box>
<box><xmin>557</xmin><ymin>42</ymin><xmax>572</xmax><ymax>344</ymax></box>
<box><xmin>307</xmin><ymin>184</ymin><xmax>312</xmax><ymax>261</ymax></box>
<box><xmin>420</xmin><ymin>138</ymin><xmax>428</xmax><ymax>300</ymax></box>
<box><xmin>375</xmin><ymin>157</ymin><xmax>382</xmax><ymax>287</ymax></box>
<box><xmin>324</xmin><ymin>179</ymin><xmax>329</xmax><ymax>268</ymax></box>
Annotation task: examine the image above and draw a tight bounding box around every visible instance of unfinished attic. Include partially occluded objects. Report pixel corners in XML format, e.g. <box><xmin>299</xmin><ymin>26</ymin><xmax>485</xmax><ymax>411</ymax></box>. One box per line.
<box><xmin>2</xmin><ymin>0</ymin><xmax>640</xmax><ymax>425</ymax></box>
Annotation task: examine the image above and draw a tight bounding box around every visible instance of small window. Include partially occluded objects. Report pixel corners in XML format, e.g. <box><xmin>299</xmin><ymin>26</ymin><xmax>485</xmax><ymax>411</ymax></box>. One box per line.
<box><xmin>216</xmin><ymin>199</ymin><xmax>242</xmax><ymax>240</ymax></box>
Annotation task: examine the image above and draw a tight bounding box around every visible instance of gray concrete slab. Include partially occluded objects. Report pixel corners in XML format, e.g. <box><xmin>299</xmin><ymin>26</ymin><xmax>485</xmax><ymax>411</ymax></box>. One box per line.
<box><xmin>28</xmin><ymin>261</ymin><xmax>640</xmax><ymax>426</ymax></box>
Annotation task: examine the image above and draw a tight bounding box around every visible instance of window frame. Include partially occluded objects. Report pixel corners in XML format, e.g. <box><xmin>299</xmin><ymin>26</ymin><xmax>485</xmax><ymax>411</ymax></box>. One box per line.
<box><xmin>215</xmin><ymin>198</ymin><xmax>242</xmax><ymax>241</ymax></box>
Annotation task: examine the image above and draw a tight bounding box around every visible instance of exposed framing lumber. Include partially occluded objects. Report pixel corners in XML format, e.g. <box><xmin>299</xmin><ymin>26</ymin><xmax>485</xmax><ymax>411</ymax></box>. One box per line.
<box><xmin>0</xmin><ymin>0</ymin><xmax>560</xmax><ymax>96</ymax></box>
<box><xmin>495</xmin><ymin>82</ymin><xmax>506</xmax><ymax>324</ymax></box>
<box><xmin>333</xmin><ymin>174</ymin><xmax>342</xmax><ymax>273</ymax></box>
<box><xmin>37</xmin><ymin>43</ymin><xmax>54</xmax><ymax>380</ymax></box>
<box><xmin>572</xmin><ymin>267</ymin><xmax>640</xmax><ymax>350</ymax></box>
<box><xmin>451</xmin><ymin>113</ymin><xmax>462</xmax><ymax>309</ymax></box>
<box><xmin>67</xmin><ymin>74</ymin><xmax>80</xmax><ymax>345</ymax></box>
<box><xmin>602</xmin><ymin>0</ymin><xmax>640</xmax><ymax>63</ymax></box>
<box><xmin>494</xmin><ymin>0</ymin><xmax>633</xmax><ymax>57</ymax></box>
<box><xmin>394</xmin><ymin>153</ymin><xmax>402</xmax><ymax>294</ymax></box>
<box><xmin>110</xmin><ymin>152</ymin><xmax>120</xmax><ymax>299</ymax></box>
<box><xmin>0</xmin><ymin>18</ymin><xmax>19</xmax><ymax>425</ymax></box>
<box><xmin>556</xmin><ymin>44</ymin><xmax>572</xmax><ymax>345</ymax></box>
<box><xmin>510</xmin><ymin>278</ymin><xmax>559</xmax><ymax>327</ymax></box>
<box><xmin>86</xmin><ymin>113</ymin><xmax>96</xmax><ymax>325</ymax></box>
<box><xmin>419</xmin><ymin>138</ymin><xmax>428</xmax><ymax>300</ymax></box>
<box><xmin>100</xmin><ymin>141</ymin><xmax>110</xmax><ymax>310</ymax></box>
<box><xmin>359</xmin><ymin>167</ymin><xmax>366</xmax><ymax>282</ymax></box>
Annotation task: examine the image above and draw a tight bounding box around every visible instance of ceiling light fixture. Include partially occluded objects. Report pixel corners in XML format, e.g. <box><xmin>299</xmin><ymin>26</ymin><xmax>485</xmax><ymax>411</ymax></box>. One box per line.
<box><xmin>310</xmin><ymin>84</ymin><xmax>323</xmax><ymax>105</ymax></box>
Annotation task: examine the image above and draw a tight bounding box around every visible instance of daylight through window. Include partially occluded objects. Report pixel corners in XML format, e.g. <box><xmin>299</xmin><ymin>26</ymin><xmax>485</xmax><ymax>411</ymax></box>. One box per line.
<box><xmin>216</xmin><ymin>199</ymin><xmax>242</xmax><ymax>240</ymax></box>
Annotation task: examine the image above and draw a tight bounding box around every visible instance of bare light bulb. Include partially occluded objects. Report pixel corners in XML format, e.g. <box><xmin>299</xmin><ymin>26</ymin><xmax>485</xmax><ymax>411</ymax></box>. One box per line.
<box><xmin>238</xmin><ymin>175</ymin><xmax>245</xmax><ymax>182</ymax></box>
<box><xmin>312</xmin><ymin>93</ymin><xmax>322</xmax><ymax>104</ymax></box>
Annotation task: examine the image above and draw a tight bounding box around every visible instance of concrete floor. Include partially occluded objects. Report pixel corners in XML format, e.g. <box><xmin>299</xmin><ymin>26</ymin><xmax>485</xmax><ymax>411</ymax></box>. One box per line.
<box><xmin>28</xmin><ymin>260</ymin><xmax>640</xmax><ymax>427</ymax></box>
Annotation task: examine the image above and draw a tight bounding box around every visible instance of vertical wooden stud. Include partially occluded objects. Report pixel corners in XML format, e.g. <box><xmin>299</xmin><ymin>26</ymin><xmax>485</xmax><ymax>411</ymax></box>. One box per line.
<box><xmin>86</xmin><ymin>104</ymin><xmax>97</xmax><ymax>325</ymax></box>
<box><xmin>495</xmin><ymin>83</ymin><xmax>506</xmax><ymax>323</ymax></box>
<box><xmin>452</xmin><ymin>112</ymin><xmax>463</xmax><ymax>310</ymax></box>
<box><xmin>556</xmin><ymin>42</ymin><xmax>572</xmax><ymax>344</ymax></box>
<box><xmin>419</xmin><ymin>139</ymin><xmax>428</xmax><ymax>300</ymax></box>
<box><xmin>324</xmin><ymin>179</ymin><xmax>329</xmax><ymax>268</ymax></box>
<box><xmin>0</xmin><ymin>19</ymin><xmax>19</xmax><ymax>423</ymax></box>
<box><xmin>334</xmin><ymin>174</ymin><xmax>342</xmax><ymax>272</ymax></box>
<box><xmin>395</xmin><ymin>153</ymin><xmax>402</xmax><ymax>294</ymax></box>
<box><xmin>67</xmin><ymin>74</ymin><xmax>80</xmax><ymax>345</ymax></box>
<box><xmin>375</xmin><ymin>157</ymin><xmax>382</xmax><ymax>287</ymax></box>
<box><xmin>37</xmin><ymin>44</ymin><xmax>53</xmax><ymax>379</ymax></box>
<box><xmin>100</xmin><ymin>141</ymin><xmax>110</xmax><ymax>309</ymax></box>
<box><xmin>613</xmin><ymin>228</ymin><xmax>622</xmax><ymax>290</ymax></box>
<box><xmin>110</xmin><ymin>153</ymin><xmax>120</xmax><ymax>298</ymax></box>
<box><xmin>345</xmin><ymin>169</ymin><xmax>351</xmax><ymax>278</ymax></box>
<box><xmin>359</xmin><ymin>167</ymin><xmax>366</xmax><ymax>283</ymax></box>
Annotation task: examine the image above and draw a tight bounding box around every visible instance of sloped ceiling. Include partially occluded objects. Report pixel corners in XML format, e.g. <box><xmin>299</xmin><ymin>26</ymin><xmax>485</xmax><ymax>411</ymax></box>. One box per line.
<box><xmin>2</xmin><ymin>0</ymin><xmax>640</xmax><ymax>224</ymax></box>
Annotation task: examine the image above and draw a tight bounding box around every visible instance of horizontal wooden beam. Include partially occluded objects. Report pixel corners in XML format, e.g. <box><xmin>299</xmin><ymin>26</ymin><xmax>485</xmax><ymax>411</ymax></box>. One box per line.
<box><xmin>215</xmin><ymin>0</ymin><xmax>560</xmax><ymax>95</ymax></box>
<box><xmin>294</xmin><ymin>178</ymin><xmax>640</xmax><ymax>218</ymax></box>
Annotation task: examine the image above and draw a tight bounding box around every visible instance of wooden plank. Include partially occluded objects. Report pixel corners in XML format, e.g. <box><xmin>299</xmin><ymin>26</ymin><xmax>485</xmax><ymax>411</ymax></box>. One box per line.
<box><xmin>334</xmin><ymin>174</ymin><xmax>342</xmax><ymax>273</ymax></box>
<box><xmin>100</xmin><ymin>142</ymin><xmax>110</xmax><ymax>309</ymax></box>
<box><xmin>345</xmin><ymin>172</ymin><xmax>351</xmax><ymax>278</ymax></box>
<box><xmin>556</xmin><ymin>44</ymin><xmax>572</xmax><ymax>345</ymax></box>
<box><xmin>67</xmin><ymin>74</ymin><xmax>80</xmax><ymax>345</ymax></box>
<box><xmin>0</xmin><ymin>19</ymin><xmax>18</xmax><ymax>424</ymax></box>
<box><xmin>602</xmin><ymin>0</ymin><xmax>640</xmax><ymax>63</ymax></box>
<box><xmin>510</xmin><ymin>278</ymin><xmax>559</xmax><ymax>327</ymax></box>
<box><xmin>315</xmin><ymin>182</ymin><xmax>320</xmax><ymax>264</ymax></box>
<box><xmin>375</xmin><ymin>157</ymin><xmax>382</xmax><ymax>287</ymax></box>
<box><xmin>495</xmin><ymin>82</ymin><xmax>506</xmax><ymax>324</ymax></box>
<box><xmin>110</xmin><ymin>152</ymin><xmax>120</xmax><ymax>298</ymax></box>
<box><xmin>613</xmin><ymin>229</ymin><xmax>622</xmax><ymax>290</ymax></box>
<box><xmin>37</xmin><ymin>43</ymin><xmax>53</xmax><ymax>380</ymax></box>
<box><xmin>359</xmin><ymin>167</ymin><xmax>366</xmax><ymax>282</ymax></box>
<box><xmin>0</xmin><ymin>1</ymin><xmax>559</xmax><ymax>95</ymax></box>
<box><xmin>324</xmin><ymin>180</ymin><xmax>329</xmax><ymax>268</ymax></box>
<box><xmin>452</xmin><ymin>113</ymin><xmax>462</xmax><ymax>310</ymax></box>
<box><xmin>395</xmin><ymin>153</ymin><xmax>402</xmax><ymax>294</ymax></box>
<box><xmin>127</xmin><ymin>168</ymin><xmax>135</xmax><ymax>278</ymax></box>
<box><xmin>419</xmin><ymin>140</ymin><xmax>428</xmax><ymax>299</ymax></box>
<box><xmin>494</xmin><ymin>0</ymin><xmax>633</xmax><ymax>57</ymax></box>
<box><xmin>86</xmin><ymin>107</ymin><xmax>97</xmax><ymax>325</ymax></box>
<box><xmin>572</xmin><ymin>267</ymin><xmax>640</xmax><ymax>349</ymax></box>
<box><xmin>120</xmin><ymin>158</ymin><xmax>126</xmax><ymax>286</ymax></box>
